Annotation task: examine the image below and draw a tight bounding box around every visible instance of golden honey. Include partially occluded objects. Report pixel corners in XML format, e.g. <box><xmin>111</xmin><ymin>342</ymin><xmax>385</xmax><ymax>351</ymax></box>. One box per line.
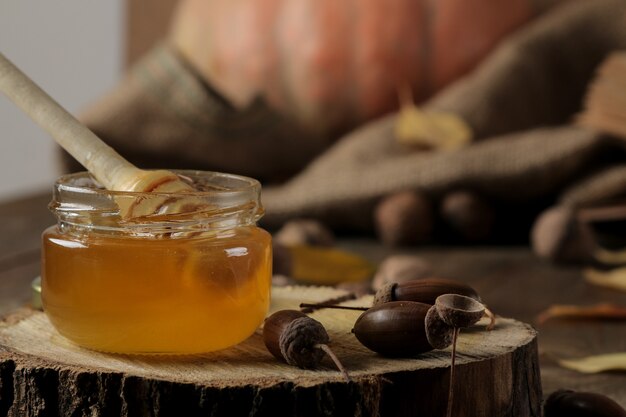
<box><xmin>41</xmin><ymin>171</ymin><xmax>271</xmax><ymax>354</ymax></box>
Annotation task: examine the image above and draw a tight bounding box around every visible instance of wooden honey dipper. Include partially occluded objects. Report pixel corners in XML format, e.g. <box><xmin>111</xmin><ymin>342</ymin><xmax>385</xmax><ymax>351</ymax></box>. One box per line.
<box><xmin>0</xmin><ymin>52</ymin><xmax>198</xmax><ymax>218</ymax></box>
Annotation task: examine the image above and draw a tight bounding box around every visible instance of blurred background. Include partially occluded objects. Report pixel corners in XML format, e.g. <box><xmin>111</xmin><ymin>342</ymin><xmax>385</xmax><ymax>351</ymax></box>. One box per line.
<box><xmin>1</xmin><ymin>0</ymin><xmax>624</xmax><ymax>256</ymax></box>
<box><xmin>0</xmin><ymin>1</ymin><xmax>122</xmax><ymax>201</ymax></box>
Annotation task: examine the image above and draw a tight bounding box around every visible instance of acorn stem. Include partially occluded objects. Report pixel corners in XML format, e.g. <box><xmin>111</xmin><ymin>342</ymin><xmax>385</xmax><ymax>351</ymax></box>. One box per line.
<box><xmin>446</xmin><ymin>327</ymin><xmax>460</xmax><ymax>417</ymax></box>
<box><xmin>315</xmin><ymin>343</ymin><xmax>351</xmax><ymax>383</ymax></box>
<box><xmin>300</xmin><ymin>303</ymin><xmax>368</xmax><ymax>312</ymax></box>
<box><xmin>485</xmin><ymin>308</ymin><xmax>496</xmax><ymax>331</ymax></box>
<box><xmin>300</xmin><ymin>293</ymin><xmax>357</xmax><ymax>313</ymax></box>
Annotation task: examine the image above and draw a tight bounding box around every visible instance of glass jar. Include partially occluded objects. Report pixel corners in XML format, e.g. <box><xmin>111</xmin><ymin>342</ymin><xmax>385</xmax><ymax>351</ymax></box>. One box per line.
<box><xmin>41</xmin><ymin>171</ymin><xmax>272</xmax><ymax>354</ymax></box>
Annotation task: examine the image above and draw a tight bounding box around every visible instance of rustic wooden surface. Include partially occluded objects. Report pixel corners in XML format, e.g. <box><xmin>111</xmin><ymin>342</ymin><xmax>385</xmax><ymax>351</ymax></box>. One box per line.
<box><xmin>0</xmin><ymin>192</ymin><xmax>625</xmax><ymax>410</ymax></box>
<box><xmin>0</xmin><ymin>288</ymin><xmax>539</xmax><ymax>417</ymax></box>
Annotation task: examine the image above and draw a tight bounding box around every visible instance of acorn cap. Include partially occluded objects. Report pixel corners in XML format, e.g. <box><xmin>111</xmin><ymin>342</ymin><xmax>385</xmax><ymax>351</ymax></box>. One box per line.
<box><xmin>279</xmin><ymin>316</ymin><xmax>329</xmax><ymax>368</ymax></box>
<box><xmin>425</xmin><ymin>305</ymin><xmax>454</xmax><ymax>349</ymax></box>
<box><xmin>435</xmin><ymin>294</ymin><xmax>485</xmax><ymax>328</ymax></box>
<box><xmin>372</xmin><ymin>282</ymin><xmax>397</xmax><ymax>305</ymax></box>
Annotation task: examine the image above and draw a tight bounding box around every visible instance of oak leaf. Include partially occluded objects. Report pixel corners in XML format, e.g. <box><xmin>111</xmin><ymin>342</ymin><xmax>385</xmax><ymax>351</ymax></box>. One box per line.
<box><xmin>585</xmin><ymin>267</ymin><xmax>626</xmax><ymax>292</ymax></box>
<box><xmin>288</xmin><ymin>245</ymin><xmax>375</xmax><ymax>285</ymax></box>
<box><xmin>394</xmin><ymin>86</ymin><xmax>472</xmax><ymax>151</ymax></box>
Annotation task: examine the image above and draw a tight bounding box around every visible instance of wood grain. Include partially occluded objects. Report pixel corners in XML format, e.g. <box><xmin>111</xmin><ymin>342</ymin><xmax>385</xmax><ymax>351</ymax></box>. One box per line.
<box><xmin>0</xmin><ymin>288</ymin><xmax>540</xmax><ymax>416</ymax></box>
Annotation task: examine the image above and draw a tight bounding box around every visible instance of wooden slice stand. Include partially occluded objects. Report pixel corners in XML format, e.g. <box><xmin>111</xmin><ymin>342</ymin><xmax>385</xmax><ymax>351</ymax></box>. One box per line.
<box><xmin>0</xmin><ymin>286</ymin><xmax>541</xmax><ymax>417</ymax></box>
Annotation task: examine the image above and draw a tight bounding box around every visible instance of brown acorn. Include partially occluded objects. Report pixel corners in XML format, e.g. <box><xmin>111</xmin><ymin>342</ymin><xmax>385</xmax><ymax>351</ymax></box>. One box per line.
<box><xmin>341</xmin><ymin>294</ymin><xmax>486</xmax><ymax>417</ymax></box>
<box><xmin>301</xmin><ymin>277</ymin><xmax>496</xmax><ymax>330</ymax></box>
<box><xmin>352</xmin><ymin>296</ymin><xmax>485</xmax><ymax>357</ymax></box>
<box><xmin>544</xmin><ymin>389</ymin><xmax>626</xmax><ymax>417</ymax></box>
<box><xmin>274</xmin><ymin>219</ymin><xmax>335</xmax><ymax>247</ymax></box>
<box><xmin>350</xmin><ymin>293</ymin><xmax>486</xmax><ymax>417</ymax></box>
<box><xmin>352</xmin><ymin>301</ymin><xmax>452</xmax><ymax>357</ymax></box>
<box><xmin>373</xmin><ymin>278</ymin><xmax>495</xmax><ymax>330</ymax></box>
<box><xmin>373</xmin><ymin>278</ymin><xmax>479</xmax><ymax>305</ymax></box>
<box><xmin>371</xmin><ymin>255</ymin><xmax>433</xmax><ymax>292</ymax></box>
<box><xmin>441</xmin><ymin>190</ymin><xmax>495</xmax><ymax>243</ymax></box>
<box><xmin>531</xmin><ymin>205</ymin><xmax>593</xmax><ymax>263</ymax></box>
<box><xmin>263</xmin><ymin>310</ymin><xmax>350</xmax><ymax>381</ymax></box>
<box><xmin>374</xmin><ymin>191</ymin><xmax>434</xmax><ymax>246</ymax></box>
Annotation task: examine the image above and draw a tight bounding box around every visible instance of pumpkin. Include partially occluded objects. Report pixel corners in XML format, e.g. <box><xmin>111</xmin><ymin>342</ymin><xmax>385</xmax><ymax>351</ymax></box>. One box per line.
<box><xmin>171</xmin><ymin>0</ymin><xmax>538</xmax><ymax>135</ymax></box>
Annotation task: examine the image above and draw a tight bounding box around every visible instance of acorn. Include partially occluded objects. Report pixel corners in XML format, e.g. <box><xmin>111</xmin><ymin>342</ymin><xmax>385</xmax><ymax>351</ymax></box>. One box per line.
<box><xmin>342</xmin><ymin>296</ymin><xmax>486</xmax><ymax>417</ymax></box>
<box><xmin>301</xmin><ymin>277</ymin><xmax>496</xmax><ymax>329</ymax></box>
<box><xmin>441</xmin><ymin>190</ymin><xmax>495</xmax><ymax>243</ymax></box>
<box><xmin>374</xmin><ymin>191</ymin><xmax>434</xmax><ymax>246</ymax></box>
<box><xmin>373</xmin><ymin>278</ymin><xmax>479</xmax><ymax>305</ymax></box>
<box><xmin>302</xmin><ymin>278</ymin><xmax>481</xmax><ymax>311</ymax></box>
<box><xmin>263</xmin><ymin>310</ymin><xmax>350</xmax><ymax>381</ymax></box>
<box><xmin>352</xmin><ymin>295</ymin><xmax>485</xmax><ymax>357</ymax></box>
<box><xmin>531</xmin><ymin>205</ymin><xmax>594</xmax><ymax>263</ymax></box>
<box><xmin>352</xmin><ymin>301</ymin><xmax>439</xmax><ymax>357</ymax></box>
<box><xmin>274</xmin><ymin>219</ymin><xmax>335</xmax><ymax>247</ymax></box>
<box><xmin>544</xmin><ymin>389</ymin><xmax>626</xmax><ymax>417</ymax></box>
<box><xmin>371</xmin><ymin>255</ymin><xmax>433</xmax><ymax>292</ymax></box>
<box><xmin>373</xmin><ymin>278</ymin><xmax>496</xmax><ymax>330</ymax></box>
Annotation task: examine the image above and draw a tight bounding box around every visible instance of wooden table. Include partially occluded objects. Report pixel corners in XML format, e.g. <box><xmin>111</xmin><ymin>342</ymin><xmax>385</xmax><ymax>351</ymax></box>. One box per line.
<box><xmin>1</xmin><ymin>193</ymin><xmax>625</xmax><ymax>408</ymax></box>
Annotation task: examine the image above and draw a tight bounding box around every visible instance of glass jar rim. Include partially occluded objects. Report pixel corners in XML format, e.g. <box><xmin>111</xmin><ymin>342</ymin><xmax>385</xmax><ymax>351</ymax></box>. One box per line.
<box><xmin>54</xmin><ymin>170</ymin><xmax>261</xmax><ymax>198</ymax></box>
<box><xmin>50</xmin><ymin>170</ymin><xmax>265</xmax><ymax>235</ymax></box>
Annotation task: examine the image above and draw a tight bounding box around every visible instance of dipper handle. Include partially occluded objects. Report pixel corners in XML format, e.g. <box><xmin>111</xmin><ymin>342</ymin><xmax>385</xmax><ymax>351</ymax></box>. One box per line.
<box><xmin>0</xmin><ymin>52</ymin><xmax>140</xmax><ymax>190</ymax></box>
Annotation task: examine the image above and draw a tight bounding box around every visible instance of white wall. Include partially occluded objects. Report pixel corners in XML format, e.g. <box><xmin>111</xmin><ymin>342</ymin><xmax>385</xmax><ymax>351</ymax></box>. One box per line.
<box><xmin>0</xmin><ymin>1</ymin><xmax>123</xmax><ymax>202</ymax></box>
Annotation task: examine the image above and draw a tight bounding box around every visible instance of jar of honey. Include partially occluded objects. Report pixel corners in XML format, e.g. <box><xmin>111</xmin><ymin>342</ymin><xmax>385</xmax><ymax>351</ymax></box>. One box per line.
<box><xmin>41</xmin><ymin>171</ymin><xmax>272</xmax><ymax>354</ymax></box>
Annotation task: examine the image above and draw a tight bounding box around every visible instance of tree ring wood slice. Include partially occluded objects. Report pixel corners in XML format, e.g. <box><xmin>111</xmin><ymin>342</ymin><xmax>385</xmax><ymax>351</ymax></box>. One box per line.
<box><xmin>0</xmin><ymin>285</ymin><xmax>541</xmax><ymax>416</ymax></box>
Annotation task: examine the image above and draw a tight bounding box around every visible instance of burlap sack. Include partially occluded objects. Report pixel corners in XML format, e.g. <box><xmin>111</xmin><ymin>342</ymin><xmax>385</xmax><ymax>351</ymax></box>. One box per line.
<box><xmin>73</xmin><ymin>47</ymin><xmax>331</xmax><ymax>183</ymax></box>
<box><xmin>262</xmin><ymin>0</ymin><xmax>626</xmax><ymax>228</ymax></box>
<box><xmin>73</xmin><ymin>0</ymin><xmax>626</xmax><ymax>232</ymax></box>
<box><xmin>427</xmin><ymin>0</ymin><xmax>626</xmax><ymax>139</ymax></box>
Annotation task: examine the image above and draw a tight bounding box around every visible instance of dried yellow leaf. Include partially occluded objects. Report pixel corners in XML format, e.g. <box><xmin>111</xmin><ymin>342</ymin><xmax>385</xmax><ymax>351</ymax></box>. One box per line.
<box><xmin>536</xmin><ymin>303</ymin><xmax>626</xmax><ymax>324</ymax></box>
<box><xmin>595</xmin><ymin>247</ymin><xmax>626</xmax><ymax>265</ymax></box>
<box><xmin>559</xmin><ymin>353</ymin><xmax>626</xmax><ymax>373</ymax></box>
<box><xmin>585</xmin><ymin>267</ymin><xmax>626</xmax><ymax>292</ymax></box>
<box><xmin>395</xmin><ymin>105</ymin><xmax>472</xmax><ymax>151</ymax></box>
<box><xmin>288</xmin><ymin>245</ymin><xmax>375</xmax><ymax>285</ymax></box>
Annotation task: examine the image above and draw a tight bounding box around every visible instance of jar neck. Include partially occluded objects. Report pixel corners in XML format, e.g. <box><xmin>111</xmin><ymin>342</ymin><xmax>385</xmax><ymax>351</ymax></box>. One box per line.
<box><xmin>50</xmin><ymin>171</ymin><xmax>264</xmax><ymax>237</ymax></box>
